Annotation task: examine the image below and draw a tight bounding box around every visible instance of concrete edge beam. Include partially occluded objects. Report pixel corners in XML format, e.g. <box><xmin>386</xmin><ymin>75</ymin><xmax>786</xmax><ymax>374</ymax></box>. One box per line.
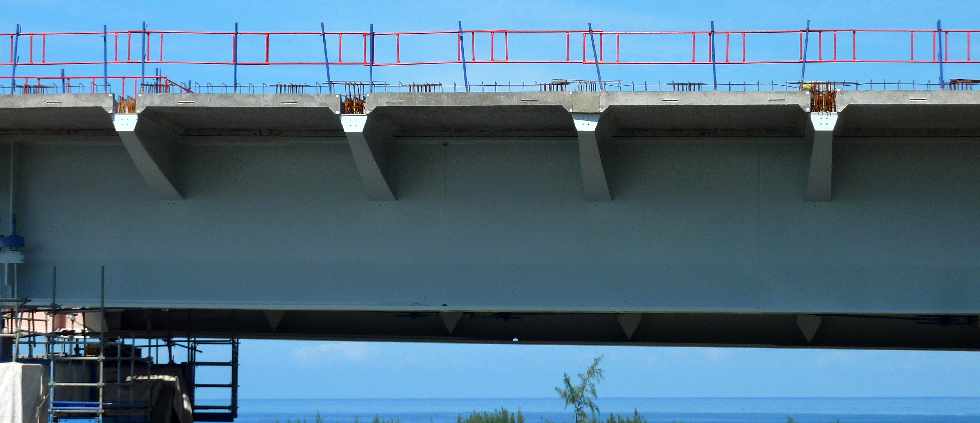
<box><xmin>113</xmin><ymin>113</ymin><xmax>183</xmax><ymax>200</ymax></box>
<box><xmin>572</xmin><ymin>113</ymin><xmax>612</xmax><ymax>201</ymax></box>
<box><xmin>366</xmin><ymin>92</ymin><xmax>601</xmax><ymax>114</ymax></box>
<box><xmin>0</xmin><ymin>93</ymin><xmax>116</xmax><ymax>113</ymax></box>
<box><xmin>341</xmin><ymin>115</ymin><xmax>396</xmax><ymax>201</ymax></box>
<box><xmin>805</xmin><ymin>112</ymin><xmax>839</xmax><ymax>201</ymax></box>
<box><xmin>837</xmin><ymin>91</ymin><xmax>980</xmax><ymax>109</ymax></box>
<box><xmin>136</xmin><ymin>93</ymin><xmax>341</xmax><ymax>114</ymax></box>
<box><xmin>601</xmin><ymin>91</ymin><xmax>811</xmax><ymax>110</ymax></box>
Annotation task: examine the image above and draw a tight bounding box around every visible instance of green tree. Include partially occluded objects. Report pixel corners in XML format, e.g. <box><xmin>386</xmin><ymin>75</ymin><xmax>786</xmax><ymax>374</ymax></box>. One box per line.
<box><xmin>555</xmin><ymin>355</ymin><xmax>605</xmax><ymax>423</ymax></box>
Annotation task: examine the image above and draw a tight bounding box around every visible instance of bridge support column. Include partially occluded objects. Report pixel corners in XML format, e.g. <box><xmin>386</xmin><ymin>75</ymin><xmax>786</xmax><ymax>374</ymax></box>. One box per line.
<box><xmin>805</xmin><ymin>113</ymin><xmax>839</xmax><ymax>201</ymax></box>
<box><xmin>342</xmin><ymin>115</ymin><xmax>396</xmax><ymax>201</ymax></box>
<box><xmin>114</xmin><ymin>113</ymin><xmax>183</xmax><ymax>200</ymax></box>
<box><xmin>573</xmin><ymin>113</ymin><xmax>612</xmax><ymax>201</ymax></box>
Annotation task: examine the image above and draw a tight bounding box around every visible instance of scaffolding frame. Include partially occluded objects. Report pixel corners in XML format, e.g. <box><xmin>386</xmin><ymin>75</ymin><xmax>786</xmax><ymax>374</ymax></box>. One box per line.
<box><xmin>2</xmin><ymin>266</ymin><xmax>240</xmax><ymax>423</ymax></box>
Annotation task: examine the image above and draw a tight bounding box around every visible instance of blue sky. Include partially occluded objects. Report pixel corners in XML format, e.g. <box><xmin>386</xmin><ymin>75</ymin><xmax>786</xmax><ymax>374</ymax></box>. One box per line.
<box><xmin>234</xmin><ymin>341</ymin><xmax>980</xmax><ymax>399</ymax></box>
<box><xmin>4</xmin><ymin>0</ymin><xmax>980</xmax><ymax>399</ymax></box>
<box><xmin>2</xmin><ymin>0</ymin><xmax>980</xmax><ymax>89</ymax></box>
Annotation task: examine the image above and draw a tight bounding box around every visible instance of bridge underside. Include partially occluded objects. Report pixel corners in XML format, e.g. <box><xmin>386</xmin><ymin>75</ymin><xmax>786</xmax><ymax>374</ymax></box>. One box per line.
<box><xmin>108</xmin><ymin>309</ymin><xmax>980</xmax><ymax>350</ymax></box>
<box><xmin>3</xmin><ymin>91</ymin><xmax>980</xmax><ymax>350</ymax></box>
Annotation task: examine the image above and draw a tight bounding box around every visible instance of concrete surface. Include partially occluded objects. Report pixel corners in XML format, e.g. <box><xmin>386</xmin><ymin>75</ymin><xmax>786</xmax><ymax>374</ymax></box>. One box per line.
<box><xmin>0</xmin><ymin>91</ymin><xmax>978</xmax><ymax>348</ymax></box>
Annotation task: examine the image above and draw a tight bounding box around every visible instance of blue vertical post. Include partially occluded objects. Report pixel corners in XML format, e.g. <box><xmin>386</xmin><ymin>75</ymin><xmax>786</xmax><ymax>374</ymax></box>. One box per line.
<box><xmin>458</xmin><ymin>21</ymin><xmax>470</xmax><ymax>92</ymax></box>
<box><xmin>320</xmin><ymin>22</ymin><xmax>334</xmax><ymax>94</ymax></box>
<box><xmin>233</xmin><ymin>22</ymin><xmax>239</xmax><ymax>93</ymax></box>
<box><xmin>103</xmin><ymin>25</ymin><xmax>109</xmax><ymax>94</ymax></box>
<box><xmin>800</xmin><ymin>20</ymin><xmax>811</xmax><ymax>84</ymax></box>
<box><xmin>60</xmin><ymin>69</ymin><xmax>66</xmax><ymax>93</ymax></box>
<box><xmin>937</xmin><ymin>20</ymin><xmax>945</xmax><ymax>89</ymax></box>
<box><xmin>140</xmin><ymin>21</ymin><xmax>147</xmax><ymax>94</ymax></box>
<box><xmin>587</xmin><ymin>23</ymin><xmax>603</xmax><ymax>90</ymax></box>
<box><xmin>10</xmin><ymin>24</ymin><xmax>21</xmax><ymax>95</ymax></box>
<box><xmin>368</xmin><ymin>24</ymin><xmax>375</xmax><ymax>93</ymax></box>
<box><xmin>710</xmin><ymin>21</ymin><xmax>718</xmax><ymax>90</ymax></box>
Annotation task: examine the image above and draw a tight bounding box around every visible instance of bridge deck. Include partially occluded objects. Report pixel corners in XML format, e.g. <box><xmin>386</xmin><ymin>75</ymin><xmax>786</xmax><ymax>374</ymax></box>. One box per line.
<box><xmin>1</xmin><ymin>91</ymin><xmax>979</xmax><ymax>349</ymax></box>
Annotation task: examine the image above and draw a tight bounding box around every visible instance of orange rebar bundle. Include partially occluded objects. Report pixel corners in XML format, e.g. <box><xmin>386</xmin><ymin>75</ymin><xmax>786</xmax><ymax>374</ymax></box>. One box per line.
<box><xmin>342</xmin><ymin>97</ymin><xmax>366</xmax><ymax>114</ymax></box>
<box><xmin>802</xmin><ymin>82</ymin><xmax>837</xmax><ymax>113</ymax></box>
<box><xmin>116</xmin><ymin>97</ymin><xmax>137</xmax><ymax>113</ymax></box>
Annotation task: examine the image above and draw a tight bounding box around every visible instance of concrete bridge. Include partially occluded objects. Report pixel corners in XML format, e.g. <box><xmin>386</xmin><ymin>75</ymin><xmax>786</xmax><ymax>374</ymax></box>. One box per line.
<box><xmin>2</xmin><ymin>90</ymin><xmax>980</xmax><ymax>350</ymax></box>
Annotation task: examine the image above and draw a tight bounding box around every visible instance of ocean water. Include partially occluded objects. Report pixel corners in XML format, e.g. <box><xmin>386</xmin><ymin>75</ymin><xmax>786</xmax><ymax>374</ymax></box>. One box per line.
<box><xmin>232</xmin><ymin>397</ymin><xmax>980</xmax><ymax>423</ymax></box>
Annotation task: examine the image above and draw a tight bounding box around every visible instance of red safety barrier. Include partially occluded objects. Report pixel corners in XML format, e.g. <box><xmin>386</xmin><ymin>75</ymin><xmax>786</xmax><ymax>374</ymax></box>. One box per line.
<box><xmin>0</xmin><ymin>26</ymin><xmax>977</xmax><ymax>67</ymax></box>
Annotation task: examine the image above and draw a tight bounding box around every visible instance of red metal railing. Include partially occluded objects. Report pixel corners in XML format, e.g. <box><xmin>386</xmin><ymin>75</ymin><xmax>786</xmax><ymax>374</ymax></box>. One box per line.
<box><xmin>1</xmin><ymin>26</ymin><xmax>978</xmax><ymax>67</ymax></box>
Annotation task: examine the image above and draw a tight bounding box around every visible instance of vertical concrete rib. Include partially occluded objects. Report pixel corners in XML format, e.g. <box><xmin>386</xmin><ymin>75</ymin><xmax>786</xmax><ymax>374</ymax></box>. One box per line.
<box><xmin>341</xmin><ymin>114</ymin><xmax>396</xmax><ymax>201</ymax></box>
<box><xmin>805</xmin><ymin>113</ymin><xmax>838</xmax><ymax>201</ymax></box>
<box><xmin>573</xmin><ymin>113</ymin><xmax>612</xmax><ymax>201</ymax></box>
<box><xmin>113</xmin><ymin>113</ymin><xmax>183</xmax><ymax>200</ymax></box>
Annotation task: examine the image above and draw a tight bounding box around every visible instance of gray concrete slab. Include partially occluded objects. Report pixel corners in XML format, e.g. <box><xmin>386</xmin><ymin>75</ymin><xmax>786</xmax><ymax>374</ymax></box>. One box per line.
<box><xmin>137</xmin><ymin>94</ymin><xmax>344</xmax><ymax>139</ymax></box>
<box><xmin>0</xmin><ymin>94</ymin><xmax>114</xmax><ymax>133</ymax></box>
<box><xmin>836</xmin><ymin>91</ymin><xmax>980</xmax><ymax>137</ymax></box>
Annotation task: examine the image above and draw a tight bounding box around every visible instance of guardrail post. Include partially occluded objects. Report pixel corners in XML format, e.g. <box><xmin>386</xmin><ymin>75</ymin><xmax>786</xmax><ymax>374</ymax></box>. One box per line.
<box><xmin>368</xmin><ymin>24</ymin><xmax>375</xmax><ymax>93</ymax></box>
<box><xmin>458</xmin><ymin>21</ymin><xmax>470</xmax><ymax>93</ymax></box>
<box><xmin>320</xmin><ymin>22</ymin><xmax>333</xmax><ymax>94</ymax></box>
<box><xmin>801</xmin><ymin>20</ymin><xmax>811</xmax><ymax>84</ymax></box>
<box><xmin>587</xmin><ymin>23</ymin><xmax>603</xmax><ymax>90</ymax></box>
<box><xmin>233</xmin><ymin>22</ymin><xmax>239</xmax><ymax>93</ymax></box>
<box><xmin>10</xmin><ymin>24</ymin><xmax>21</xmax><ymax>95</ymax></box>
<box><xmin>937</xmin><ymin>19</ymin><xmax>945</xmax><ymax>89</ymax></box>
<box><xmin>140</xmin><ymin>21</ymin><xmax>147</xmax><ymax>94</ymax></box>
<box><xmin>710</xmin><ymin>21</ymin><xmax>718</xmax><ymax>90</ymax></box>
<box><xmin>103</xmin><ymin>24</ymin><xmax>109</xmax><ymax>94</ymax></box>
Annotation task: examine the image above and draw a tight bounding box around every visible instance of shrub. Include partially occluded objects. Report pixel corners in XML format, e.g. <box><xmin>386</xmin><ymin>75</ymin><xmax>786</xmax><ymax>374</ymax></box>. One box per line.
<box><xmin>556</xmin><ymin>356</ymin><xmax>605</xmax><ymax>423</ymax></box>
<box><xmin>456</xmin><ymin>408</ymin><xmax>525</xmax><ymax>423</ymax></box>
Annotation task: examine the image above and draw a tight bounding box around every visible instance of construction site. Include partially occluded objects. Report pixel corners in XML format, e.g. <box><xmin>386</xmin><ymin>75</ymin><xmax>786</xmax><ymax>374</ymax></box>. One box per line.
<box><xmin>0</xmin><ymin>20</ymin><xmax>978</xmax><ymax>423</ymax></box>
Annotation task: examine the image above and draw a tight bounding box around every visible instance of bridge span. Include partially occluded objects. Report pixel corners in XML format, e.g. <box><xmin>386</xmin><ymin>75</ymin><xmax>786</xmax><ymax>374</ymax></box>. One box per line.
<box><xmin>1</xmin><ymin>90</ymin><xmax>980</xmax><ymax>350</ymax></box>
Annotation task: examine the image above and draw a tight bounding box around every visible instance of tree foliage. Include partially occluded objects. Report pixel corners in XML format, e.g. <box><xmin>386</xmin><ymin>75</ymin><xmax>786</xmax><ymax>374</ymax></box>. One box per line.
<box><xmin>555</xmin><ymin>355</ymin><xmax>605</xmax><ymax>423</ymax></box>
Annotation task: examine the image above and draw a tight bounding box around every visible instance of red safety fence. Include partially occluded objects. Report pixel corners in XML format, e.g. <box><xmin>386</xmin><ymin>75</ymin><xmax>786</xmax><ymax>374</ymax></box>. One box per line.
<box><xmin>0</xmin><ymin>27</ymin><xmax>978</xmax><ymax>67</ymax></box>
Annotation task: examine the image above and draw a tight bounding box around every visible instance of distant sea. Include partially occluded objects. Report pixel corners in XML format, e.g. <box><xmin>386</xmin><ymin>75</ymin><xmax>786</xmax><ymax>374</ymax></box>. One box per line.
<box><xmin>230</xmin><ymin>397</ymin><xmax>980</xmax><ymax>423</ymax></box>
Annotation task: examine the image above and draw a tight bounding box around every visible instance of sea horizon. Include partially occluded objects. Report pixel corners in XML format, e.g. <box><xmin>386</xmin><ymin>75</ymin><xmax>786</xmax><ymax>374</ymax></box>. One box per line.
<box><xmin>231</xmin><ymin>396</ymin><xmax>980</xmax><ymax>401</ymax></box>
<box><xmin>225</xmin><ymin>396</ymin><xmax>980</xmax><ymax>423</ymax></box>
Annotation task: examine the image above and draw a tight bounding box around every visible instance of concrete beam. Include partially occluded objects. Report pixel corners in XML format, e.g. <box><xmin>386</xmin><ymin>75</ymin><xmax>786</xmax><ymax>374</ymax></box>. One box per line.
<box><xmin>341</xmin><ymin>115</ymin><xmax>395</xmax><ymax>201</ymax></box>
<box><xmin>796</xmin><ymin>314</ymin><xmax>823</xmax><ymax>343</ymax></box>
<box><xmin>113</xmin><ymin>113</ymin><xmax>182</xmax><ymax>200</ymax></box>
<box><xmin>617</xmin><ymin>313</ymin><xmax>643</xmax><ymax>340</ymax></box>
<box><xmin>573</xmin><ymin>113</ymin><xmax>612</xmax><ymax>201</ymax></box>
<box><xmin>264</xmin><ymin>311</ymin><xmax>286</xmax><ymax>331</ymax></box>
<box><xmin>805</xmin><ymin>113</ymin><xmax>839</xmax><ymax>201</ymax></box>
<box><xmin>441</xmin><ymin>312</ymin><xmax>463</xmax><ymax>334</ymax></box>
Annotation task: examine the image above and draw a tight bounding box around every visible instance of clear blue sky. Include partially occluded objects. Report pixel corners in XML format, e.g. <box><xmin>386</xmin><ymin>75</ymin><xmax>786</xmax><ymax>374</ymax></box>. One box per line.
<box><xmin>4</xmin><ymin>0</ymin><xmax>980</xmax><ymax>400</ymax></box>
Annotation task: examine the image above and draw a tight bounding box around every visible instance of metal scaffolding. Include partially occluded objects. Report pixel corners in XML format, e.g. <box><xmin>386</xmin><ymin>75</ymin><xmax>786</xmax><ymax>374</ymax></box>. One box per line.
<box><xmin>1</xmin><ymin>266</ymin><xmax>240</xmax><ymax>423</ymax></box>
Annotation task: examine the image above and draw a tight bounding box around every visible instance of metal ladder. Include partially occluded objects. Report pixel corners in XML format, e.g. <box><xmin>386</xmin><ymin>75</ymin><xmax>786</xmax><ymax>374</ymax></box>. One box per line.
<box><xmin>46</xmin><ymin>267</ymin><xmax>108</xmax><ymax>423</ymax></box>
<box><xmin>188</xmin><ymin>338</ymin><xmax>240</xmax><ymax>422</ymax></box>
